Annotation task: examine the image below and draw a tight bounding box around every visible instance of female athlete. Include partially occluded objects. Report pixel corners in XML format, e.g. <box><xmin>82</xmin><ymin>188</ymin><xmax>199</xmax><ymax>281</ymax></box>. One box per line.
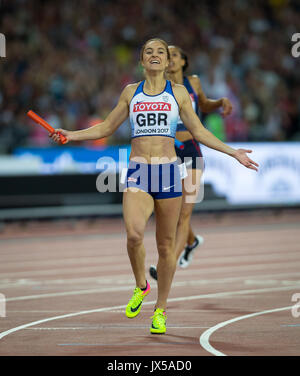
<box><xmin>51</xmin><ymin>38</ymin><xmax>258</xmax><ymax>335</ymax></box>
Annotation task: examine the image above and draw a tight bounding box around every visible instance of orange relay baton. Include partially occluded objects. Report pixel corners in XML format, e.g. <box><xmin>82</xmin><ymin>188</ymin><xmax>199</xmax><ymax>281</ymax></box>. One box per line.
<box><xmin>27</xmin><ymin>110</ymin><xmax>68</xmax><ymax>144</ymax></box>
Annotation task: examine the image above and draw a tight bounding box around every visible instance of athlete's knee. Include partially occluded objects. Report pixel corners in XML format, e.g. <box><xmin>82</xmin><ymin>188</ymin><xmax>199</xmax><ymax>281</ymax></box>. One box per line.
<box><xmin>126</xmin><ymin>226</ymin><xmax>144</xmax><ymax>249</ymax></box>
<box><xmin>157</xmin><ymin>236</ymin><xmax>175</xmax><ymax>258</ymax></box>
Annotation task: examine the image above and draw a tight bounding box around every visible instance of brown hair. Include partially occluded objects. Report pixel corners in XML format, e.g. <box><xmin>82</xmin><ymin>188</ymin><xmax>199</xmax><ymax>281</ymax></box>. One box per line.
<box><xmin>139</xmin><ymin>38</ymin><xmax>171</xmax><ymax>62</ymax></box>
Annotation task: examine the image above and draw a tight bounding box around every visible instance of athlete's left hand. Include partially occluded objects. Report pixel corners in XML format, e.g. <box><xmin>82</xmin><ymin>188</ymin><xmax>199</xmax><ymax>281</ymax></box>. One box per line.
<box><xmin>233</xmin><ymin>149</ymin><xmax>259</xmax><ymax>171</ymax></box>
<box><xmin>221</xmin><ymin>97</ymin><xmax>233</xmax><ymax>117</ymax></box>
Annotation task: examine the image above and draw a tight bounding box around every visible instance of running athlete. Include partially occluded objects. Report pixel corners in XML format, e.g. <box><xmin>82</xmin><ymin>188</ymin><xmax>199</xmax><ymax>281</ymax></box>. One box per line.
<box><xmin>51</xmin><ymin>38</ymin><xmax>258</xmax><ymax>335</ymax></box>
<box><xmin>149</xmin><ymin>45</ymin><xmax>233</xmax><ymax>280</ymax></box>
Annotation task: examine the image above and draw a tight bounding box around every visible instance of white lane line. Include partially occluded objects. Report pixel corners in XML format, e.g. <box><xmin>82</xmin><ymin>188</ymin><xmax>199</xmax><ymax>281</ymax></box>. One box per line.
<box><xmin>0</xmin><ymin>285</ymin><xmax>298</xmax><ymax>341</ymax></box>
<box><xmin>1</xmin><ymin>247</ymin><xmax>299</xmax><ymax>269</ymax></box>
<box><xmin>24</xmin><ymin>326</ymin><xmax>210</xmax><ymax>330</ymax></box>
<box><xmin>199</xmin><ymin>306</ymin><xmax>293</xmax><ymax>356</ymax></box>
<box><xmin>4</xmin><ymin>281</ymin><xmax>299</xmax><ymax>302</ymax></box>
<box><xmin>57</xmin><ymin>342</ymin><xmax>195</xmax><ymax>347</ymax></box>
<box><xmin>5</xmin><ymin>285</ymin><xmax>135</xmax><ymax>302</ymax></box>
<box><xmin>0</xmin><ymin>304</ymin><xmax>128</xmax><ymax>340</ymax></box>
<box><xmin>0</xmin><ymin>275</ymin><xmax>135</xmax><ymax>289</ymax></box>
<box><xmin>1</xmin><ymin>257</ymin><xmax>299</xmax><ymax>280</ymax></box>
<box><xmin>1</xmin><ymin>270</ymin><xmax>300</xmax><ymax>290</ymax></box>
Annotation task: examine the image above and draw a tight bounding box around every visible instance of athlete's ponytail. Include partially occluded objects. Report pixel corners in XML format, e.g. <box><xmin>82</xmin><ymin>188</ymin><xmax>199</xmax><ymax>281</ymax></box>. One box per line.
<box><xmin>180</xmin><ymin>50</ymin><xmax>189</xmax><ymax>72</ymax></box>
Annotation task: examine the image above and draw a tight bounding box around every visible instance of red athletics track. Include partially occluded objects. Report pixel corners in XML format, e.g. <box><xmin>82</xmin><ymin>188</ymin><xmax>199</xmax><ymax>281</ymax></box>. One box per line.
<box><xmin>0</xmin><ymin>209</ymin><xmax>299</xmax><ymax>356</ymax></box>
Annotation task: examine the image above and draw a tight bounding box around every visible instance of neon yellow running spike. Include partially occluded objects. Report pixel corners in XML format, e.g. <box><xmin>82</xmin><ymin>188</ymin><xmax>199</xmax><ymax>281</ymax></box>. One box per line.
<box><xmin>150</xmin><ymin>308</ymin><xmax>167</xmax><ymax>334</ymax></box>
<box><xmin>126</xmin><ymin>281</ymin><xmax>151</xmax><ymax>318</ymax></box>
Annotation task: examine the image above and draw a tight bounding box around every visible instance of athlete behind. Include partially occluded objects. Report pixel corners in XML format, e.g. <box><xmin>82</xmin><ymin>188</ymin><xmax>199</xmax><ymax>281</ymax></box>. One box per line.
<box><xmin>149</xmin><ymin>45</ymin><xmax>233</xmax><ymax>280</ymax></box>
<box><xmin>51</xmin><ymin>38</ymin><xmax>258</xmax><ymax>335</ymax></box>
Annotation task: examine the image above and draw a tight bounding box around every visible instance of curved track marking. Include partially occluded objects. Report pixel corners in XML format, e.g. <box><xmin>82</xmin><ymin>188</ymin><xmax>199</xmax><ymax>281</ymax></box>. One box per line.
<box><xmin>199</xmin><ymin>305</ymin><xmax>293</xmax><ymax>356</ymax></box>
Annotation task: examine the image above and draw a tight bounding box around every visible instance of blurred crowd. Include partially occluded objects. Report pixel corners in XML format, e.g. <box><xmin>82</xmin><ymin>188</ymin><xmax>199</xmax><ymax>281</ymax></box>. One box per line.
<box><xmin>0</xmin><ymin>0</ymin><xmax>299</xmax><ymax>153</ymax></box>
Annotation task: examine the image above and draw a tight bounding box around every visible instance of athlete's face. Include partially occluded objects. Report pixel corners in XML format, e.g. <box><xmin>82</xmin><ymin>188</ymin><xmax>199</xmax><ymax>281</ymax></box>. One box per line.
<box><xmin>141</xmin><ymin>41</ymin><xmax>169</xmax><ymax>72</ymax></box>
<box><xmin>167</xmin><ymin>47</ymin><xmax>185</xmax><ymax>74</ymax></box>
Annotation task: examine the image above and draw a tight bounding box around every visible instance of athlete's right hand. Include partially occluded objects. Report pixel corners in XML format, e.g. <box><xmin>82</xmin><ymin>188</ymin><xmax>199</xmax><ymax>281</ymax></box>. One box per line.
<box><xmin>233</xmin><ymin>149</ymin><xmax>259</xmax><ymax>171</ymax></box>
<box><xmin>50</xmin><ymin>129</ymin><xmax>72</xmax><ymax>144</ymax></box>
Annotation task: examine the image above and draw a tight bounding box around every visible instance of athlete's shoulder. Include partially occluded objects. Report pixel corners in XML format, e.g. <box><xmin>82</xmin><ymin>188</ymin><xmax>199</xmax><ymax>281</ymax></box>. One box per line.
<box><xmin>123</xmin><ymin>82</ymin><xmax>141</xmax><ymax>94</ymax></box>
<box><xmin>187</xmin><ymin>74</ymin><xmax>202</xmax><ymax>94</ymax></box>
<box><xmin>127</xmin><ymin>82</ymin><xmax>141</xmax><ymax>88</ymax></box>
<box><xmin>120</xmin><ymin>82</ymin><xmax>141</xmax><ymax>102</ymax></box>
<box><xmin>172</xmin><ymin>82</ymin><xmax>189</xmax><ymax>96</ymax></box>
<box><xmin>188</xmin><ymin>74</ymin><xmax>201</xmax><ymax>85</ymax></box>
<box><xmin>188</xmin><ymin>74</ymin><xmax>199</xmax><ymax>79</ymax></box>
<box><xmin>171</xmin><ymin>82</ymin><xmax>190</xmax><ymax>106</ymax></box>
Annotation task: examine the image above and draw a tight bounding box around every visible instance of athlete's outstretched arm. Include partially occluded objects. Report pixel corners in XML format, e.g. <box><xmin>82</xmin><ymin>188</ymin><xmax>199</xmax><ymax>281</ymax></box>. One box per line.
<box><xmin>51</xmin><ymin>85</ymin><xmax>133</xmax><ymax>143</ymax></box>
<box><xmin>189</xmin><ymin>75</ymin><xmax>233</xmax><ymax>116</ymax></box>
<box><xmin>177</xmin><ymin>85</ymin><xmax>258</xmax><ymax>171</ymax></box>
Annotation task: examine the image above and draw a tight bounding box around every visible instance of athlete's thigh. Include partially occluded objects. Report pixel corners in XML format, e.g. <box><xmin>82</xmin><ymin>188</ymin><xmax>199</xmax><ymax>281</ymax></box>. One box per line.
<box><xmin>154</xmin><ymin>196</ymin><xmax>182</xmax><ymax>244</ymax></box>
<box><xmin>123</xmin><ymin>188</ymin><xmax>154</xmax><ymax>234</ymax></box>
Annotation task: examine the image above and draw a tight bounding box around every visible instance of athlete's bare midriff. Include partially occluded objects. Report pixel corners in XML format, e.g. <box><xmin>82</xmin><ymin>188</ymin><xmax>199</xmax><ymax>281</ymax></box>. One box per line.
<box><xmin>130</xmin><ymin>136</ymin><xmax>177</xmax><ymax>164</ymax></box>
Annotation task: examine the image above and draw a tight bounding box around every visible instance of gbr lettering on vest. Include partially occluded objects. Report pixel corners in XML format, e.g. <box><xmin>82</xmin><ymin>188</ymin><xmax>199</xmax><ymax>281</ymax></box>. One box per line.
<box><xmin>129</xmin><ymin>80</ymin><xmax>179</xmax><ymax>138</ymax></box>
